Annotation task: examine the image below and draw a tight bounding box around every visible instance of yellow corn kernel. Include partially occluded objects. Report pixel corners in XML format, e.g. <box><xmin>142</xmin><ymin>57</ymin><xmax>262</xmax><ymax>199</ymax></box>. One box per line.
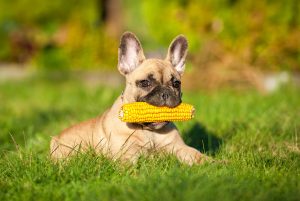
<box><xmin>119</xmin><ymin>102</ymin><xmax>195</xmax><ymax>123</ymax></box>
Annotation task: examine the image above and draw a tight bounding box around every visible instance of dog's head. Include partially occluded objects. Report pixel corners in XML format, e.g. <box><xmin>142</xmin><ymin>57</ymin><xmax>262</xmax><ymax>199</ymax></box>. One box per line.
<box><xmin>118</xmin><ymin>32</ymin><xmax>188</xmax><ymax>130</ymax></box>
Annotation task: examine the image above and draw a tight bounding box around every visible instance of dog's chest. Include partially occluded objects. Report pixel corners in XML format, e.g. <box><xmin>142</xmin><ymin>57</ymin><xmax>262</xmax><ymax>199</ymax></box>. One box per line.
<box><xmin>124</xmin><ymin>129</ymin><xmax>155</xmax><ymax>150</ymax></box>
<box><xmin>136</xmin><ymin>130</ymin><xmax>168</xmax><ymax>150</ymax></box>
<box><xmin>136</xmin><ymin>130</ymin><xmax>154</xmax><ymax>149</ymax></box>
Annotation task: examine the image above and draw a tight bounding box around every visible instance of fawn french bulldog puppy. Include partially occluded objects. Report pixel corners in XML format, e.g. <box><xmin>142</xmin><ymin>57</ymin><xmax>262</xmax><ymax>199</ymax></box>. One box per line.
<box><xmin>50</xmin><ymin>32</ymin><xmax>205</xmax><ymax>165</ymax></box>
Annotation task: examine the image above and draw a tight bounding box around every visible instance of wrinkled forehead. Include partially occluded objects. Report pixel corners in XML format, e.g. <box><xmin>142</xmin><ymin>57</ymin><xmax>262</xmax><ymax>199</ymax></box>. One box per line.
<box><xmin>127</xmin><ymin>59</ymin><xmax>180</xmax><ymax>83</ymax></box>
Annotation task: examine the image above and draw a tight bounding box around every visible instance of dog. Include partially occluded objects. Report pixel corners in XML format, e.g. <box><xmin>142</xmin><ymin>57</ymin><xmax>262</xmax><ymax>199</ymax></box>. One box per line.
<box><xmin>50</xmin><ymin>32</ymin><xmax>205</xmax><ymax>165</ymax></box>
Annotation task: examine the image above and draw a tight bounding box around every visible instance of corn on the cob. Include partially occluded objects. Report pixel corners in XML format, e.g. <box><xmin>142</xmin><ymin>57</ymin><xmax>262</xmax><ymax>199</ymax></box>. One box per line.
<box><xmin>119</xmin><ymin>102</ymin><xmax>195</xmax><ymax>123</ymax></box>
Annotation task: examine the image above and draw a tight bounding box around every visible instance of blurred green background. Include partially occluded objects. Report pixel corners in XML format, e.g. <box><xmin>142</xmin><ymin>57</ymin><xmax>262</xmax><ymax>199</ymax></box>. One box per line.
<box><xmin>1</xmin><ymin>0</ymin><xmax>299</xmax><ymax>70</ymax></box>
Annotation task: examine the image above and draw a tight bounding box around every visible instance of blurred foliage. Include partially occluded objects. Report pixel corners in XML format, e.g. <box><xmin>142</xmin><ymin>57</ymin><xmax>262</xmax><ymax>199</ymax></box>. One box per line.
<box><xmin>0</xmin><ymin>0</ymin><xmax>118</xmax><ymax>69</ymax></box>
<box><xmin>0</xmin><ymin>0</ymin><xmax>299</xmax><ymax>70</ymax></box>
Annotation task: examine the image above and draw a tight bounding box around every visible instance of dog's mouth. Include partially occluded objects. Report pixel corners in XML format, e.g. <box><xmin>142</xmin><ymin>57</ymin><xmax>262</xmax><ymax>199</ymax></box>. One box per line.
<box><xmin>142</xmin><ymin>121</ymin><xmax>170</xmax><ymax>130</ymax></box>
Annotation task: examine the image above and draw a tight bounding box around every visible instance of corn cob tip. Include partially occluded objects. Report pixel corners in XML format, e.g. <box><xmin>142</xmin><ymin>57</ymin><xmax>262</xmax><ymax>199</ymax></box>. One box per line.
<box><xmin>191</xmin><ymin>107</ymin><xmax>195</xmax><ymax>118</ymax></box>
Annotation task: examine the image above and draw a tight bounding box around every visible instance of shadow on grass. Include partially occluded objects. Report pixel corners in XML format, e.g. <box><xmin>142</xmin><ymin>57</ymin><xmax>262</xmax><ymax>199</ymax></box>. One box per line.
<box><xmin>183</xmin><ymin>122</ymin><xmax>223</xmax><ymax>156</ymax></box>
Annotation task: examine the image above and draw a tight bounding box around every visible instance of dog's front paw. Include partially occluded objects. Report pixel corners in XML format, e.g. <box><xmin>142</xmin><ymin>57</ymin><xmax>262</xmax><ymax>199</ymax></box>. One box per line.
<box><xmin>176</xmin><ymin>146</ymin><xmax>212</xmax><ymax>165</ymax></box>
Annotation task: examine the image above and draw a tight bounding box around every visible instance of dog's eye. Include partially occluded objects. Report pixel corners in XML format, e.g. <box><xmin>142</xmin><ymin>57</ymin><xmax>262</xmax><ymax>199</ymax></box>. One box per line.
<box><xmin>172</xmin><ymin>80</ymin><xmax>181</xmax><ymax>88</ymax></box>
<box><xmin>140</xmin><ymin>80</ymin><xmax>151</xmax><ymax>88</ymax></box>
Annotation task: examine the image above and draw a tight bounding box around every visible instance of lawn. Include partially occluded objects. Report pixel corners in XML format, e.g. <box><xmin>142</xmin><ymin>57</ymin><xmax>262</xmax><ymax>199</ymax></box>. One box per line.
<box><xmin>0</xmin><ymin>75</ymin><xmax>299</xmax><ymax>201</ymax></box>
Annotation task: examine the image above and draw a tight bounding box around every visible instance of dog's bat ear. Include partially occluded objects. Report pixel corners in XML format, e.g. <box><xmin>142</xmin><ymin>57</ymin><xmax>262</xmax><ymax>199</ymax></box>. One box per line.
<box><xmin>118</xmin><ymin>32</ymin><xmax>146</xmax><ymax>75</ymax></box>
<box><xmin>166</xmin><ymin>35</ymin><xmax>188</xmax><ymax>75</ymax></box>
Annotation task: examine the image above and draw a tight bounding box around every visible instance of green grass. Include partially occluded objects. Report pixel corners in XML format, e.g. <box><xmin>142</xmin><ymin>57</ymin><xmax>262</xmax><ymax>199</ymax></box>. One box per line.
<box><xmin>0</xmin><ymin>76</ymin><xmax>300</xmax><ymax>201</ymax></box>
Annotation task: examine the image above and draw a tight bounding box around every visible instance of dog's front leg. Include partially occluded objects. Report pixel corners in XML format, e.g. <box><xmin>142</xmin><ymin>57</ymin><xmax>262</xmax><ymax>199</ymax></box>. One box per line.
<box><xmin>171</xmin><ymin>145</ymin><xmax>205</xmax><ymax>165</ymax></box>
<box><xmin>159</xmin><ymin>134</ymin><xmax>208</xmax><ymax>165</ymax></box>
<box><xmin>117</xmin><ymin>145</ymin><xmax>142</xmax><ymax>164</ymax></box>
<box><xmin>107</xmin><ymin>138</ymin><xmax>143</xmax><ymax>164</ymax></box>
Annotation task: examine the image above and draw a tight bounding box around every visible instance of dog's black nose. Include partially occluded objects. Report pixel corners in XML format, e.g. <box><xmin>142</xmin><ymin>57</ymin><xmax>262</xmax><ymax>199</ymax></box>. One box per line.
<box><xmin>161</xmin><ymin>92</ymin><xmax>169</xmax><ymax>101</ymax></box>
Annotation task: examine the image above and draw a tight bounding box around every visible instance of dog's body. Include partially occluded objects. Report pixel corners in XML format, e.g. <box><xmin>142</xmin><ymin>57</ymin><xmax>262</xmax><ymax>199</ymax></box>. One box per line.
<box><xmin>50</xmin><ymin>32</ymin><xmax>204</xmax><ymax>165</ymax></box>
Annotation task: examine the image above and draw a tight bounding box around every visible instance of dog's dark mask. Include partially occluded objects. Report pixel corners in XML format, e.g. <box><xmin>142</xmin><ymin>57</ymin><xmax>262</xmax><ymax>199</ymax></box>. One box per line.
<box><xmin>136</xmin><ymin>74</ymin><xmax>182</xmax><ymax>108</ymax></box>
